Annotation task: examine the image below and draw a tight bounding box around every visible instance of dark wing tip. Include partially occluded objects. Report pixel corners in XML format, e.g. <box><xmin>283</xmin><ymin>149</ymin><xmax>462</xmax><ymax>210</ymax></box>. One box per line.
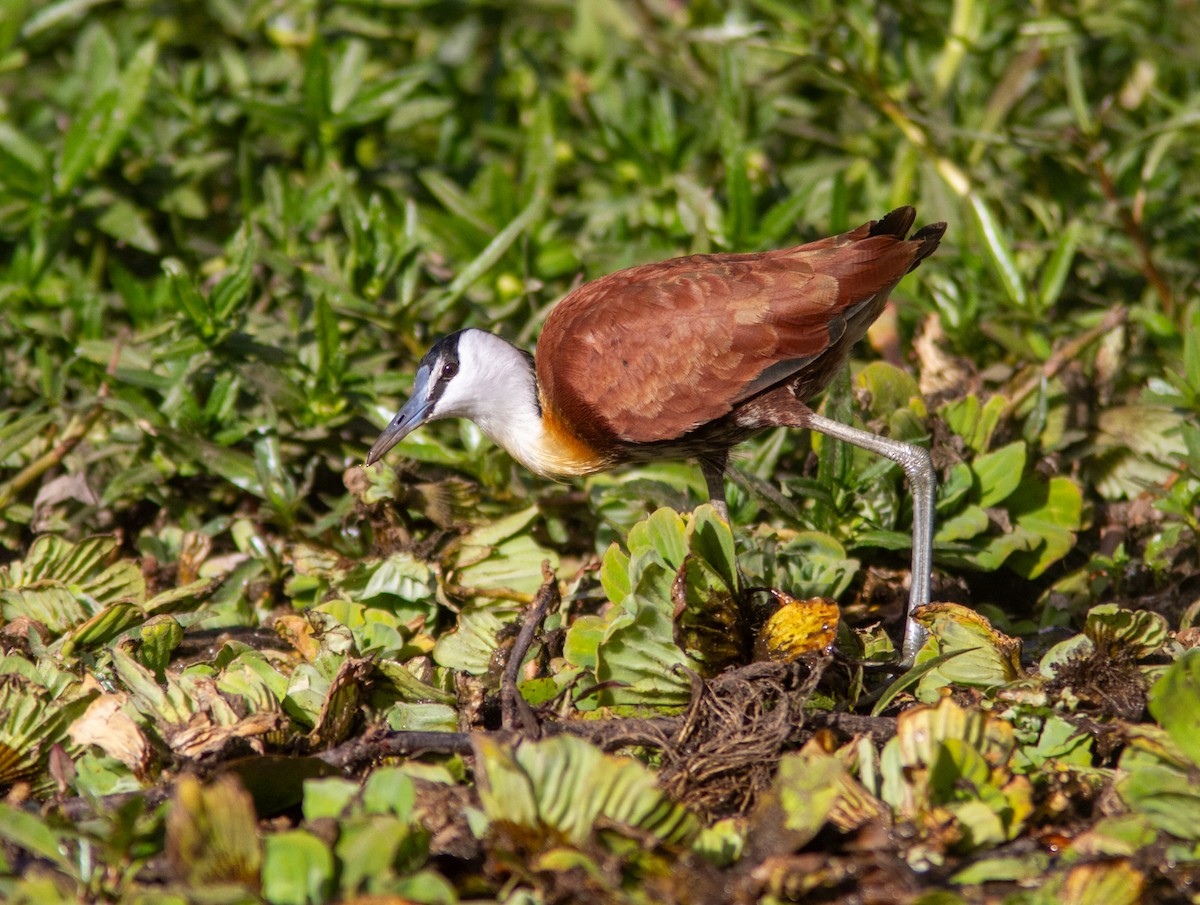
<box><xmin>907</xmin><ymin>220</ymin><xmax>948</xmax><ymax>271</ymax></box>
<box><xmin>870</xmin><ymin>206</ymin><xmax>917</xmax><ymax>239</ymax></box>
<box><xmin>865</xmin><ymin>208</ymin><xmax>946</xmax><ymax>272</ymax></box>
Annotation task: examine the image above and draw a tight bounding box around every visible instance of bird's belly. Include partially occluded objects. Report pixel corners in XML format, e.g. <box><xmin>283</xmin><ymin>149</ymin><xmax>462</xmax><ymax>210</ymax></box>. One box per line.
<box><xmin>615</xmin><ymin>417</ymin><xmax>758</xmax><ymax>464</ymax></box>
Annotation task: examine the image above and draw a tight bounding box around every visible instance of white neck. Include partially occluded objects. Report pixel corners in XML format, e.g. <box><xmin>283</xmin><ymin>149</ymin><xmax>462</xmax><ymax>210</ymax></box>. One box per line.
<box><xmin>432</xmin><ymin>330</ymin><xmax>597</xmax><ymax>477</ymax></box>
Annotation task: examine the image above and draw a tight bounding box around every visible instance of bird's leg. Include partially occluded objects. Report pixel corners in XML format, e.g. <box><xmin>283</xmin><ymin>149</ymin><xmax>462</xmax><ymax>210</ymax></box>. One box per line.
<box><xmin>699</xmin><ymin>450</ymin><xmax>730</xmax><ymax>523</ymax></box>
<box><xmin>799</xmin><ymin>407</ymin><xmax>934</xmax><ymax>665</ymax></box>
<box><xmin>733</xmin><ymin>389</ymin><xmax>934</xmax><ymax>665</ymax></box>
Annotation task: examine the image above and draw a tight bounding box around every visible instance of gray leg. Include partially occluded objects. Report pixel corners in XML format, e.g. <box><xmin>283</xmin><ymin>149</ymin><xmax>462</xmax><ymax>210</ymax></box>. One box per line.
<box><xmin>699</xmin><ymin>452</ymin><xmax>730</xmax><ymax>523</ymax></box>
<box><xmin>802</xmin><ymin>410</ymin><xmax>934</xmax><ymax>665</ymax></box>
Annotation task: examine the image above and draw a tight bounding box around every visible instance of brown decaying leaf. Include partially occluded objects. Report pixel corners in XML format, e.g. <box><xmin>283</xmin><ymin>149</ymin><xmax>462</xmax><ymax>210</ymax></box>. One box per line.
<box><xmin>274</xmin><ymin>613</ymin><xmax>321</xmax><ymax>661</ymax></box>
<box><xmin>745</xmin><ymin>851</ymin><xmax>919</xmax><ymax>905</ymax></box>
<box><xmin>165</xmin><ymin>774</ymin><xmax>262</xmax><ymax>887</ymax></box>
<box><xmin>412</xmin><ymin>778</ymin><xmax>480</xmax><ymax>861</ymax></box>
<box><xmin>177</xmin><ymin>530</ymin><xmax>212</xmax><ymax>586</ymax></box>
<box><xmin>309</xmin><ymin>657</ymin><xmax>373</xmax><ymax>748</ymax></box>
<box><xmin>913</xmin><ymin>313</ymin><xmax>978</xmax><ymax>399</ymax></box>
<box><xmin>671</xmin><ymin>555</ymin><xmax>745</xmax><ymax>674</ymax></box>
<box><xmin>32</xmin><ymin>473</ymin><xmax>99</xmax><ymax>532</ymax></box>
<box><xmin>67</xmin><ymin>693</ymin><xmax>153</xmax><ymax>777</ymax></box>
<box><xmin>1061</xmin><ymin>859</ymin><xmax>1145</xmax><ymax>905</ymax></box>
<box><xmin>167</xmin><ymin>710</ymin><xmax>287</xmax><ymax>762</ymax></box>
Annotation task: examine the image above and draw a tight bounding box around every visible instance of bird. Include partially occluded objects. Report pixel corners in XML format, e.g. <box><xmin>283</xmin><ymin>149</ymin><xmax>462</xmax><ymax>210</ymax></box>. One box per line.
<box><xmin>367</xmin><ymin>207</ymin><xmax>946</xmax><ymax>663</ymax></box>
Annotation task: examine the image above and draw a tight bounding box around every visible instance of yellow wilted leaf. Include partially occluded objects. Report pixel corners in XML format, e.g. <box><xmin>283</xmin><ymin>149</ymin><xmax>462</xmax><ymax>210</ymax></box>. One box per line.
<box><xmin>758</xmin><ymin>593</ymin><xmax>839</xmax><ymax>661</ymax></box>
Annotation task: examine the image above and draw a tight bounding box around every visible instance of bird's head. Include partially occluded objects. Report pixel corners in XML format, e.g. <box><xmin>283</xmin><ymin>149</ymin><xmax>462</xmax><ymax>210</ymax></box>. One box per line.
<box><xmin>366</xmin><ymin>328</ymin><xmax>537</xmax><ymax>466</ymax></box>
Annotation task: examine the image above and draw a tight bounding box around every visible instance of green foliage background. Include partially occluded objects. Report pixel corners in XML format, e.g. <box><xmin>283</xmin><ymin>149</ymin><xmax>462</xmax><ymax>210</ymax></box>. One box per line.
<box><xmin>1</xmin><ymin>0</ymin><xmax>1200</xmax><ymax>902</ymax></box>
<box><xmin>3</xmin><ymin>0</ymin><xmax>1196</xmax><ymax>554</ymax></box>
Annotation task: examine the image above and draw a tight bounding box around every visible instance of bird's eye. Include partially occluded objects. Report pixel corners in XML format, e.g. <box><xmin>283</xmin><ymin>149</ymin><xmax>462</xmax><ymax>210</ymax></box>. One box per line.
<box><xmin>442</xmin><ymin>361</ymin><xmax>458</xmax><ymax>380</ymax></box>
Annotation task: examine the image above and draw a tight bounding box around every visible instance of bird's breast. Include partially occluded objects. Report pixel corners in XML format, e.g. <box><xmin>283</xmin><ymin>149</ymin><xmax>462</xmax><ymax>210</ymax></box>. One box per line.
<box><xmin>515</xmin><ymin>399</ymin><xmax>616</xmax><ymax>478</ymax></box>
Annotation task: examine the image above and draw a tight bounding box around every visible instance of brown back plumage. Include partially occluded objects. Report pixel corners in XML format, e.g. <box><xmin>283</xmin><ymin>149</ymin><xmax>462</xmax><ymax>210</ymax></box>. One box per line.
<box><xmin>537</xmin><ymin>207</ymin><xmax>945</xmax><ymax>449</ymax></box>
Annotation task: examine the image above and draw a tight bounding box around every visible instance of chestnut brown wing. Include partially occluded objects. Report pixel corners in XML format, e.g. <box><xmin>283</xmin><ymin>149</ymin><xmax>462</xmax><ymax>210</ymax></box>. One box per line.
<box><xmin>537</xmin><ymin>213</ymin><xmax>940</xmax><ymax>446</ymax></box>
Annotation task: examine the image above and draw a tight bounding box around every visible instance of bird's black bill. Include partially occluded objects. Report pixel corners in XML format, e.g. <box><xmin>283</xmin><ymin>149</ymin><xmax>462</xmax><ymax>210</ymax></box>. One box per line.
<box><xmin>365</xmin><ymin>389</ymin><xmax>432</xmax><ymax>466</ymax></box>
<box><xmin>365</xmin><ymin>419</ymin><xmax>410</xmax><ymax>466</ymax></box>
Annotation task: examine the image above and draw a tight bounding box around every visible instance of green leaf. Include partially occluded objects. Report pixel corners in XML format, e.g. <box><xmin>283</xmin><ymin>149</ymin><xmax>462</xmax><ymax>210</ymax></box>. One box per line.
<box><xmin>1117</xmin><ymin>762</ymin><xmax>1200</xmax><ymax>840</ymax></box>
<box><xmin>856</xmin><ymin>361</ymin><xmax>920</xmax><ymax>417</ymax></box>
<box><xmin>871</xmin><ymin>648</ymin><xmax>970</xmax><ymax>717</ymax></box>
<box><xmin>944</xmin><ymin>526</ymin><xmax>1040</xmax><ymax>572</ymax></box>
<box><xmin>111</xmin><ymin>647</ymin><xmax>192</xmax><ymax>725</ymax></box>
<box><xmin>628</xmin><ymin>551</ymin><xmax>675</xmax><ymax>606</ymax></box>
<box><xmin>55</xmin><ymin>87</ymin><xmax>118</xmax><ymax>196</ymax></box>
<box><xmin>313</xmin><ymin>293</ymin><xmax>343</xmax><ymax>388</ymax></box>
<box><xmin>594</xmin><ymin>595</ymin><xmax>694</xmax><ymax>708</ymax></box>
<box><xmin>455</xmin><ymin>534</ymin><xmax>559</xmax><ymax>599</ymax></box>
<box><xmin>563</xmin><ymin>614</ymin><xmax>606</xmax><ymax>672</ymax></box>
<box><xmin>336</xmin><ymin>815</ymin><xmax>428</xmax><ymax>896</ymax></box>
<box><xmin>64</xmin><ymin>601</ymin><xmax>143</xmax><ymax>650</ymax></box>
<box><xmin>935</xmin><ymin>505</ymin><xmax>989</xmax><ymax>543</ymax></box>
<box><xmin>262</xmin><ymin>830</ymin><xmax>335</xmax><ymax>905</ymax></box>
<box><xmin>0</xmin><ymin>122</ymin><xmax>46</xmax><ymax>195</ymax></box>
<box><xmin>941</xmin><ymin>394</ymin><xmax>1007</xmax><ymax>454</ymax></box>
<box><xmin>1006</xmin><ymin>475</ymin><xmax>1083</xmax><ymax>578</ymax></box>
<box><xmin>209</xmin><ymin>228</ymin><xmax>258</xmax><ymax>322</ymax></box>
<box><xmin>1</xmin><ymin>585</ymin><xmax>87</xmax><ymax>635</ymax></box>
<box><xmin>0</xmin><ymin>535</ymin><xmax>145</xmax><ymax>638</ymax></box>
<box><xmin>384</xmin><ymin>702</ymin><xmax>458</xmax><ymax>732</ymax></box>
<box><xmin>328</xmin><ymin>40</ymin><xmax>366</xmax><ymax>116</ymax></box>
<box><xmin>93</xmin><ymin>38</ymin><xmax>157</xmax><ymax>173</ymax></box>
<box><xmin>970</xmin><ymin>195</ymin><xmax>1028</xmax><ymax>310</ymax></box>
<box><xmin>627</xmin><ymin>507</ymin><xmax>688</xmax><ymax>567</ymax></box>
<box><xmin>1014</xmin><ymin>714</ymin><xmax>1095</xmax><ymax>770</ymax></box>
<box><xmin>144</xmin><ymin>578</ymin><xmax>221</xmax><ymax>615</ymax></box>
<box><xmin>362</xmin><ymin>767</ymin><xmax>416</xmax><ymax>818</ymax></box>
<box><xmin>160</xmin><ymin>428</ymin><xmax>264</xmax><ymax>497</ymax></box>
<box><xmin>937</xmin><ymin>461</ymin><xmax>976</xmax><ymax>512</ymax></box>
<box><xmin>952</xmin><ymin>855</ymin><xmax>1049</xmax><ymax>885</ymax></box>
<box><xmin>1038</xmin><ymin>219</ymin><xmax>1082</xmax><ymax>311</ymax></box>
<box><xmin>972</xmin><ymin>441</ymin><xmax>1026</xmax><ymax>508</ymax></box>
<box><xmin>432</xmin><ymin>608</ymin><xmax>509</xmax><ymax>675</ymax></box>
<box><xmin>854</xmin><ymin>525</ymin><xmax>907</xmax><ymax>547</ymax></box>
<box><xmin>370</xmin><ymin>661</ymin><xmax>456</xmax><ymax>706</ymax></box>
<box><xmin>2</xmin><ymin>534</ymin><xmax>112</xmax><ymax>587</ymax></box>
<box><xmin>418</xmin><ymin>168</ymin><xmax>493</xmax><ymax>234</ymax></box>
<box><xmin>473</xmin><ymin>734</ymin><xmax>699</xmax><ymax>847</ymax></box>
<box><xmin>599</xmin><ymin>542</ymin><xmax>631</xmax><ymax>604</ymax></box>
<box><xmin>456</xmin><ymin>506</ymin><xmax>540</xmax><ymax>550</ymax></box>
<box><xmin>1148</xmin><ymin>649</ymin><xmax>1200</xmax><ymax>768</ymax></box>
<box><xmin>138</xmin><ymin>615</ymin><xmax>184</xmax><ymax>678</ymax></box>
<box><xmin>302</xmin><ymin>776</ymin><xmax>360</xmax><ymax>820</ymax></box>
<box><xmin>1084</xmin><ymin>604</ymin><xmax>1168</xmax><ymax>660</ymax></box>
<box><xmin>0</xmin><ymin>801</ymin><xmax>72</xmax><ymax>869</ymax></box>
<box><xmin>687</xmin><ymin>503</ymin><xmax>738</xmax><ymax>591</ymax></box>
<box><xmin>435</xmin><ymin>188</ymin><xmax>549</xmax><ymax>311</ymax></box>
<box><xmin>773</xmin><ymin>748</ymin><xmax>845</xmax><ymax>843</ymax></box>
<box><xmin>0</xmin><ymin>679</ymin><xmax>92</xmax><ymax>789</ymax></box>
<box><xmin>913</xmin><ymin>604</ymin><xmax>1022</xmax><ymax>696</ymax></box>
<box><xmin>302</xmin><ymin>35</ymin><xmax>331</xmax><ymax>130</ymax></box>
<box><xmin>519</xmin><ymin>92</ymin><xmax>557</xmax><ymax>206</ymax></box>
<box><xmin>777</xmin><ymin>531</ymin><xmax>859</xmax><ymax>600</ymax></box>
<box><xmin>1184</xmin><ymin>305</ymin><xmax>1200</xmax><ymax>395</ymax></box>
<box><xmin>164</xmin><ymin>259</ymin><xmax>213</xmax><ymax>338</ymax></box>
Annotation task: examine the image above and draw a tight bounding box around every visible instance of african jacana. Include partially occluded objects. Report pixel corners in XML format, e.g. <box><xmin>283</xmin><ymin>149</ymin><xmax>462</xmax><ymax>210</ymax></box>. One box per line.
<box><xmin>367</xmin><ymin>207</ymin><xmax>946</xmax><ymax>662</ymax></box>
